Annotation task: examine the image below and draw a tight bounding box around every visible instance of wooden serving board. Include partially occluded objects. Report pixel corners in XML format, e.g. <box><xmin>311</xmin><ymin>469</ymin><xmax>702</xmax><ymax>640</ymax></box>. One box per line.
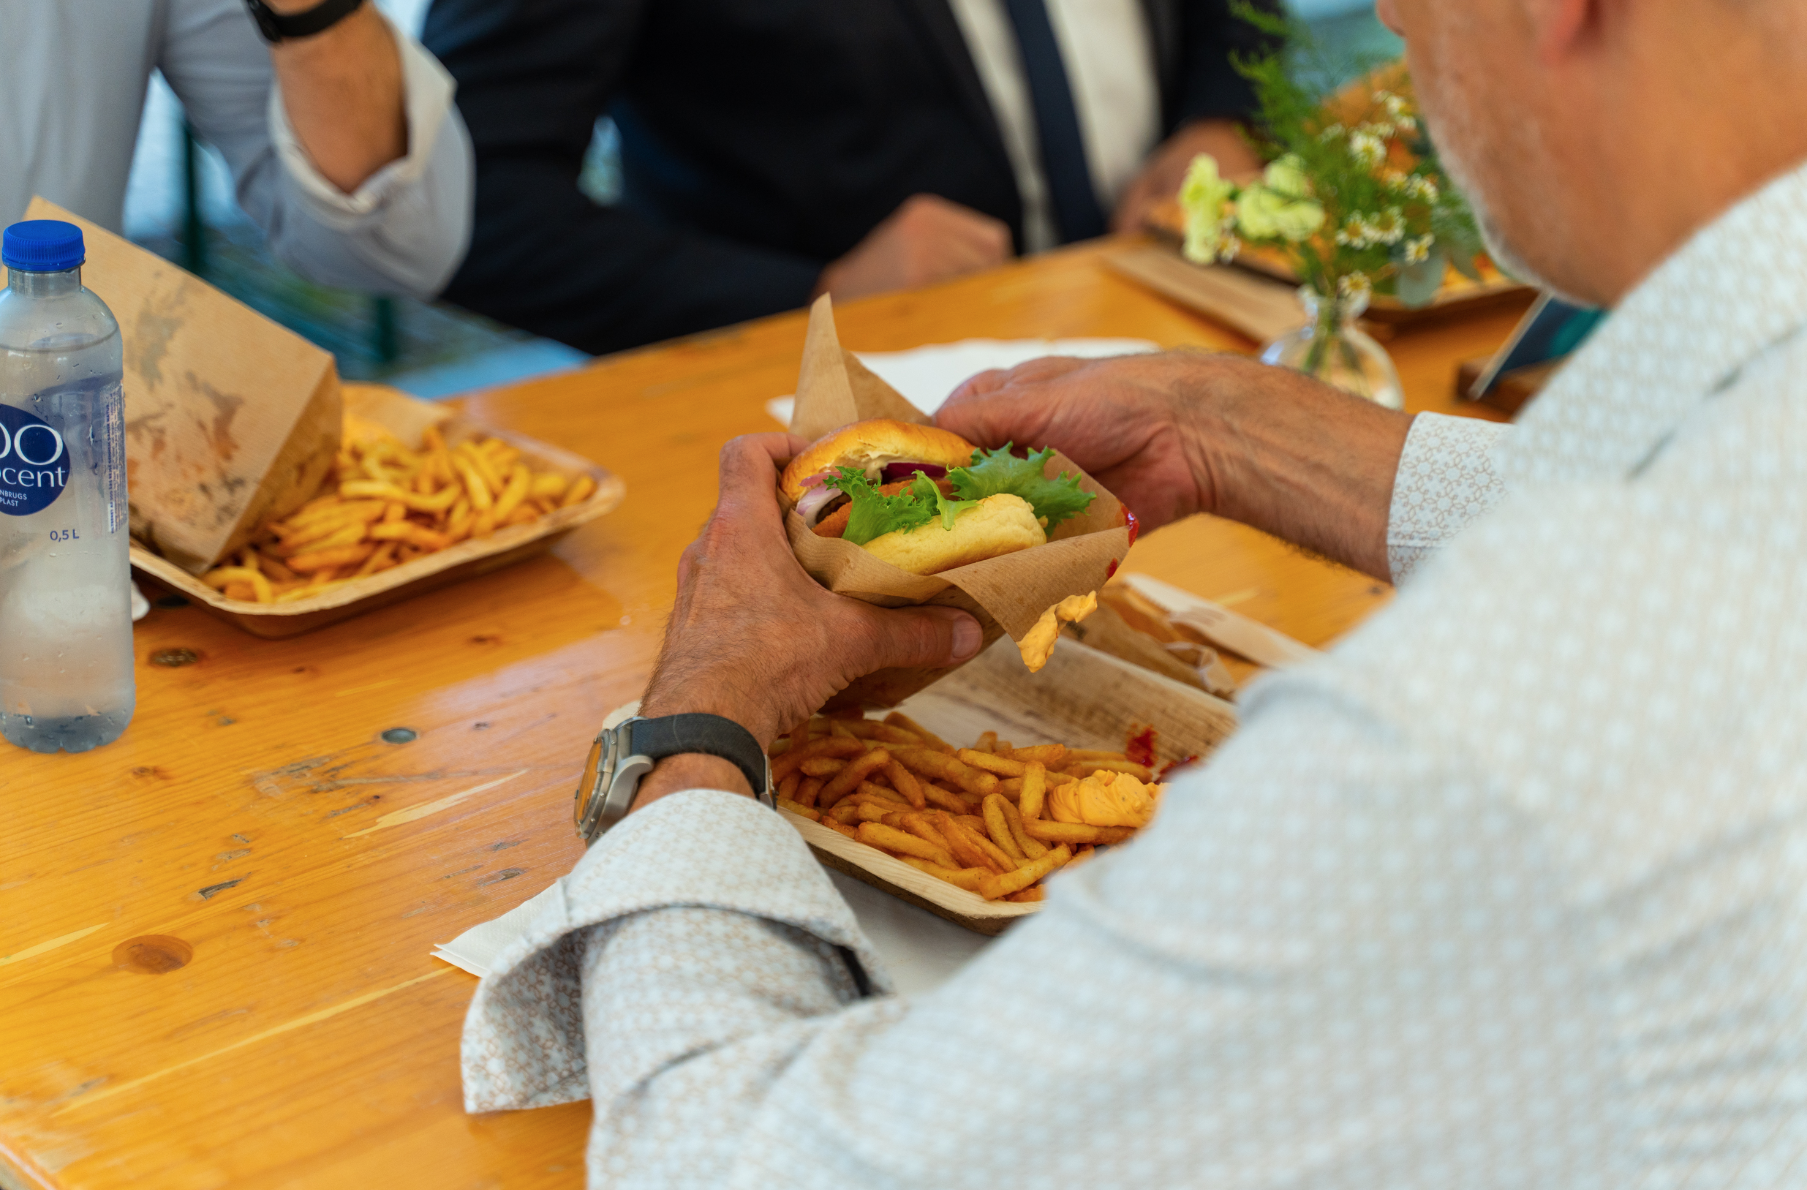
<box><xmin>799</xmin><ymin>636</ymin><xmax>1239</xmax><ymax>933</ymax></box>
<box><xmin>128</xmin><ymin>384</ymin><xmax>626</xmax><ymax>638</ymax></box>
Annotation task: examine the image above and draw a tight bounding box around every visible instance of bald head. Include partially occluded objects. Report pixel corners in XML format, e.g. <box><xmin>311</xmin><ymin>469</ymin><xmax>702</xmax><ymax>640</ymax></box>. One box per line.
<box><xmin>1377</xmin><ymin>0</ymin><xmax>1807</xmax><ymax>306</ymax></box>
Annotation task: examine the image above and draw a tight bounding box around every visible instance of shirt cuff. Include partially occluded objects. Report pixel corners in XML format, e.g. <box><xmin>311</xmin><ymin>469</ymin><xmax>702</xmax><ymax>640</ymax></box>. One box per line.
<box><xmin>1386</xmin><ymin>413</ymin><xmax>1514</xmax><ymax>586</ymax></box>
<box><xmin>459</xmin><ymin>789</ymin><xmax>886</xmax><ymax>1114</ymax></box>
<box><xmin>266</xmin><ymin>14</ymin><xmax>456</xmax><ymax>228</ymax></box>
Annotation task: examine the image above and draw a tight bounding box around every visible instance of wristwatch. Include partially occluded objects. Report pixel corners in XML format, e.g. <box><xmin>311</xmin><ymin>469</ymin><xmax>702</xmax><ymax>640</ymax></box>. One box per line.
<box><xmin>574</xmin><ymin>713</ymin><xmax>775</xmax><ymax>845</ymax></box>
<box><xmin>243</xmin><ymin>0</ymin><xmax>365</xmax><ymax>43</ymax></box>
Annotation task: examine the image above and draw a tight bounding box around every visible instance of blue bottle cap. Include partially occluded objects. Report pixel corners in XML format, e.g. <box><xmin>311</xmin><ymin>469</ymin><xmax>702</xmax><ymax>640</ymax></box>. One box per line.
<box><xmin>2</xmin><ymin>220</ymin><xmax>86</xmax><ymax>273</ymax></box>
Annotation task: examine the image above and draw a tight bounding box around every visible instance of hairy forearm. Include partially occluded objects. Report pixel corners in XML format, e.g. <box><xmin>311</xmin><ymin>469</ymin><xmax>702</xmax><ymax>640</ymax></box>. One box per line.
<box><xmin>1185</xmin><ymin>363</ymin><xmax>1412</xmax><ymax>581</ymax></box>
<box><xmin>269</xmin><ymin>4</ymin><xmax>407</xmax><ymax>193</ymax></box>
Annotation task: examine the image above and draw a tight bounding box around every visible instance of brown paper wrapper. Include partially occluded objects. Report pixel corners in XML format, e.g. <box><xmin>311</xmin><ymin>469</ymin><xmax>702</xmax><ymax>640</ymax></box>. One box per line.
<box><xmin>24</xmin><ymin>198</ymin><xmax>340</xmax><ymax>575</ymax></box>
<box><xmin>786</xmin><ymin>297</ymin><xmax>1130</xmax><ymax>707</ymax></box>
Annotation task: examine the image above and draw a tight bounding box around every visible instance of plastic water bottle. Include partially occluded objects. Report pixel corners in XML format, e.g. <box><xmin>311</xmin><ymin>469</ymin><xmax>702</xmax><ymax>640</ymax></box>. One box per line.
<box><xmin>0</xmin><ymin>221</ymin><xmax>133</xmax><ymax>753</ymax></box>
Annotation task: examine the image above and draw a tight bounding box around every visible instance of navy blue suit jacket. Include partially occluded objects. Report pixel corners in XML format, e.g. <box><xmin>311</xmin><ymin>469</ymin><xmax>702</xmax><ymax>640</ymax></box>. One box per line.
<box><xmin>423</xmin><ymin>0</ymin><xmax>1273</xmax><ymax>354</ymax></box>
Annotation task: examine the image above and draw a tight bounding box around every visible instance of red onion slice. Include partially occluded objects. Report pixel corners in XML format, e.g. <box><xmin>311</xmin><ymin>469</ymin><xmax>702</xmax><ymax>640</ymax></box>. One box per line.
<box><xmin>793</xmin><ymin>483</ymin><xmax>842</xmax><ymax>527</ymax></box>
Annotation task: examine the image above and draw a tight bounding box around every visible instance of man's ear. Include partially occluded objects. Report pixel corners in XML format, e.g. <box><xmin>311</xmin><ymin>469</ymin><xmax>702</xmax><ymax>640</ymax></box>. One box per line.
<box><xmin>1531</xmin><ymin>0</ymin><xmax>1595</xmax><ymax>64</ymax></box>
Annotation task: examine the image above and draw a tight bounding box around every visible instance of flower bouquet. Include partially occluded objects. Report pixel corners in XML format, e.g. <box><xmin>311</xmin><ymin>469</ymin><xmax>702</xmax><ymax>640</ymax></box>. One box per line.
<box><xmin>1179</xmin><ymin>4</ymin><xmax>1487</xmax><ymax>407</ymax></box>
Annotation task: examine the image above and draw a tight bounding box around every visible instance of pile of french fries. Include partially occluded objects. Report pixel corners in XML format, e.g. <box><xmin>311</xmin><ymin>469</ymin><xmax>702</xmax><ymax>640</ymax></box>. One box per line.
<box><xmin>770</xmin><ymin>712</ymin><xmax>1166</xmax><ymax>903</ymax></box>
<box><xmin>199</xmin><ymin>423</ymin><xmax>596</xmax><ymax>605</ymax></box>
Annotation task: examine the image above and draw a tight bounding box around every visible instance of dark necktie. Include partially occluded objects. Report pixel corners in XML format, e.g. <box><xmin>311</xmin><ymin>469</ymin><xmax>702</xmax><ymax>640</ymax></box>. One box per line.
<box><xmin>1001</xmin><ymin>0</ymin><xmax>1108</xmax><ymax>243</ymax></box>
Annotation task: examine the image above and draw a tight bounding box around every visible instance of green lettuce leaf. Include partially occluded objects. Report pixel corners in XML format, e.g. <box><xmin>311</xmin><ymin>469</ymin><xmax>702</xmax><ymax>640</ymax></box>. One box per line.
<box><xmin>911</xmin><ymin>471</ymin><xmax>979</xmax><ymax>530</ymax></box>
<box><xmin>826</xmin><ymin>467</ymin><xmax>934</xmax><ymax>546</ymax></box>
<box><xmin>949</xmin><ymin>445</ymin><xmax>1097</xmax><ymax>531</ymax></box>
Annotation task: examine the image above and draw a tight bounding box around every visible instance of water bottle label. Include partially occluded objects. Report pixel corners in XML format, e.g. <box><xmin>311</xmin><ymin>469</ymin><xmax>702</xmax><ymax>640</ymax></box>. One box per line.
<box><xmin>0</xmin><ymin>404</ymin><xmax>69</xmax><ymax>518</ymax></box>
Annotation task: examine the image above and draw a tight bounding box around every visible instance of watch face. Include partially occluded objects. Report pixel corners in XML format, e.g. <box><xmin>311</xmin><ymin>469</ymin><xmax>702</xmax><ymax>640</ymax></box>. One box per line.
<box><xmin>573</xmin><ymin>735</ymin><xmax>606</xmax><ymax>834</ymax></box>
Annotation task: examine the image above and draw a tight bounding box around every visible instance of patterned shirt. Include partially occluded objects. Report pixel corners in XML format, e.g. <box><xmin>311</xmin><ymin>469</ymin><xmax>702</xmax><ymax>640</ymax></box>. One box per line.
<box><xmin>464</xmin><ymin>158</ymin><xmax>1807</xmax><ymax>1189</ymax></box>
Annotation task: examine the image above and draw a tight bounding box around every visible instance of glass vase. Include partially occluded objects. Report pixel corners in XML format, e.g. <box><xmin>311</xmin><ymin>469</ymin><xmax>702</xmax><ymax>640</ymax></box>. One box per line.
<box><xmin>1260</xmin><ymin>286</ymin><xmax>1404</xmax><ymax>411</ymax></box>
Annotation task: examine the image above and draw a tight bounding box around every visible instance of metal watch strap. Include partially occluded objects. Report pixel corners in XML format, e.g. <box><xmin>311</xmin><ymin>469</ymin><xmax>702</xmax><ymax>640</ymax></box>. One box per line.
<box><xmin>628</xmin><ymin>714</ymin><xmax>772</xmax><ymax>807</ymax></box>
<box><xmin>243</xmin><ymin>0</ymin><xmax>365</xmax><ymax>43</ymax></box>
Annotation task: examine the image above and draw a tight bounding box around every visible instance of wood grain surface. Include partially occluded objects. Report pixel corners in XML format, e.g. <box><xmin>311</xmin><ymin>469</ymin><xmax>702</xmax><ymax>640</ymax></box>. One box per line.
<box><xmin>0</xmin><ymin>237</ymin><xmax>1525</xmax><ymax>1190</ymax></box>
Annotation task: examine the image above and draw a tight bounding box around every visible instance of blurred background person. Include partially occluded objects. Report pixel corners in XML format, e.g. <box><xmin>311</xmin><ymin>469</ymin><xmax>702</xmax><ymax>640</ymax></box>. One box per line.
<box><xmin>423</xmin><ymin>0</ymin><xmax>1273</xmax><ymax>355</ymax></box>
<box><xmin>1</xmin><ymin>0</ymin><xmax>472</xmax><ymax>300</ymax></box>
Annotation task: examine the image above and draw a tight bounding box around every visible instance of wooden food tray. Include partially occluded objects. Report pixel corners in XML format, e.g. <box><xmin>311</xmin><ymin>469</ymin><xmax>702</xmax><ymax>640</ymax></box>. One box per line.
<box><xmin>1140</xmin><ymin>199</ymin><xmax>1532</xmax><ymax>327</ymax></box>
<box><xmin>793</xmin><ymin>637</ymin><xmax>1239</xmax><ymax>934</ymax></box>
<box><xmin>129</xmin><ymin>383</ymin><xmax>625</xmax><ymax>639</ymax></box>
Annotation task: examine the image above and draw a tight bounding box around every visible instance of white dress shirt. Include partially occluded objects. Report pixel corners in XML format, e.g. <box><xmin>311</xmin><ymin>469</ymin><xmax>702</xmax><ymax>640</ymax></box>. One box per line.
<box><xmin>0</xmin><ymin>0</ymin><xmax>472</xmax><ymax>300</ymax></box>
<box><xmin>461</xmin><ymin>158</ymin><xmax>1807</xmax><ymax>1188</ymax></box>
<box><xmin>946</xmin><ymin>0</ymin><xmax>1162</xmax><ymax>251</ymax></box>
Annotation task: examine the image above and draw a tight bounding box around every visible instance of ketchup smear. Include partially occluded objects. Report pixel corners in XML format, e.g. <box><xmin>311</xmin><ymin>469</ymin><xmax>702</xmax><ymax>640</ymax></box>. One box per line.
<box><xmin>1125</xmin><ymin>509</ymin><xmax>1139</xmax><ymax>546</ymax></box>
<box><xmin>1125</xmin><ymin>725</ymin><xmax>1159</xmax><ymax>768</ymax></box>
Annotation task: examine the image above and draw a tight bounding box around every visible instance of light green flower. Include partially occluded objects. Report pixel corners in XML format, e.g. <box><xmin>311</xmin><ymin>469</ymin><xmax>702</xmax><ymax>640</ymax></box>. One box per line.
<box><xmin>1235</xmin><ymin>184</ymin><xmax>1326</xmax><ymax>244</ymax></box>
<box><xmin>1262</xmin><ymin>155</ymin><xmax>1311</xmax><ymax>200</ymax></box>
<box><xmin>1179</xmin><ymin>154</ymin><xmax>1237</xmax><ymax>263</ymax></box>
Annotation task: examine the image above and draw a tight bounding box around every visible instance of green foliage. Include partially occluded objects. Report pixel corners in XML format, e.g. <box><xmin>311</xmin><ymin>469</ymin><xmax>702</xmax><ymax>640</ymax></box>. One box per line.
<box><xmin>1179</xmin><ymin>2</ymin><xmax>1485</xmax><ymax>312</ymax></box>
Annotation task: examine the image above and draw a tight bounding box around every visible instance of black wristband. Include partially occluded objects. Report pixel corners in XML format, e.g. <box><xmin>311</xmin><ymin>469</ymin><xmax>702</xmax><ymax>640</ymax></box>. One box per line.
<box><xmin>630</xmin><ymin>714</ymin><xmax>770</xmax><ymax>803</ymax></box>
<box><xmin>244</xmin><ymin>0</ymin><xmax>365</xmax><ymax>43</ymax></box>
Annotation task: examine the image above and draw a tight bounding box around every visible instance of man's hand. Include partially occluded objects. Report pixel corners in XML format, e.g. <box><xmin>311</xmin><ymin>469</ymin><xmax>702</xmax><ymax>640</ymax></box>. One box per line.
<box><xmin>937</xmin><ymin>352</ymin><xmax>1414</xmax><ymax>580</ymax></box>
<box><xmin>815</xmin><ymin>195</ymin><xmax>1013</xmax><ymax>302</ymax></box>
<box><xmin>1112</xmin><ymin>119</ymin><xmax>1264</xmax><ymax>235</ymax></box>
<box><xmin>633</xmin><ymin>434</ymin><xmax>984</xmax><ymax>810</ymax></box>
<box><xmin>264</xmin><ymin>1</ymin><xmax>408</xmax><ymax>194</ymax></box>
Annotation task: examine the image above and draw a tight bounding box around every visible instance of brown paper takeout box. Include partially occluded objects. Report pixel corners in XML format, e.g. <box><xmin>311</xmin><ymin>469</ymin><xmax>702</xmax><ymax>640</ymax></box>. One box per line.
<box><xmin>786</xmin><ymin>297</ymin><xmax>1131</xmax><ymax>708</ymax></box>
<box><xmin>788</xmin><ymin>636</ymin><xmax>1238</xmax><ymax>933</ymax></box>
<box><xmin>21</xmin><ymin>198</ymin><xmax>624</xmax><ymax>636</ymax></box>
<box><xmin>25</xmin><ymin>198</ymin><xmax>341</xmax><ymax>576</ymax></box>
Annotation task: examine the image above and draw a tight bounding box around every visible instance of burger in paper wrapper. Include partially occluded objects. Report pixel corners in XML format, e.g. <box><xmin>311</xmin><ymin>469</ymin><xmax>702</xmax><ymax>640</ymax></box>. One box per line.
<box><xmin>782</xmin><ymin>297</ymin><xmax>1131</xmax><ymax>709</ymax></box>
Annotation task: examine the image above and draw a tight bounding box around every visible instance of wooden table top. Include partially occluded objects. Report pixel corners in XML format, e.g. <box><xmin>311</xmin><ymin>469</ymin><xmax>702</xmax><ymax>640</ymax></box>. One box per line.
<box><xmin>0</xmin><ymin>238</ymin><xmax>1524</xmax><ymax>1190</ymax></box>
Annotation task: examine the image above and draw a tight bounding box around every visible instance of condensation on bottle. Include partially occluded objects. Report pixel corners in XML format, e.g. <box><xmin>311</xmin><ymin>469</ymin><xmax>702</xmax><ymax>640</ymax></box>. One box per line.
<box><xmin>0</xmin><ymin>220</ymin><xmax>133</xmax><ymax>753</ymax></box>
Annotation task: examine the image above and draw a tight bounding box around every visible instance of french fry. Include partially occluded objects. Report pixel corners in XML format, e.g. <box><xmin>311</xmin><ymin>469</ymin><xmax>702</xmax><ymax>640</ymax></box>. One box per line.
<box><xmin>892</xmin><ymin>748</ymin><xmax>998</xmax><ymax>797</ymax></box>
<box><xmin>978</xmin><ymin>845</ymin><xmax>1072</xmax><ymax>901</ymax></box>
<box><xmin>287</xmin><ymin>543</ymin><xmax>375</xmax><ymax>573</ymax></box>
<box><xmin>339</xmin><ymin>479</ymin><xmax>462</xmax><ymax>515</ymax></box>
<box><xmin>796</xmin><ymin>776</ymin><xmax>824</xmax><ymax>809</ymax></box>
<box><xmin>884</xmin><ymin>761</ymin><xmax>926</xmax><ymax>810</ymax></box>
<box><xmin>883</xmin><ymin>711</ymin><xmax>954</xmax><ymax>752</ymax></box>
<box><xmin>982</xmin><ymin>794</ymin><xmax>1027</xmax><ymax>863</ymax></box>
<box><xmin>1022</xmin><ymin>821</ymin><xmax>1137</xmax><ymax>846</ymax></box>
<box><xmin>934</xmin><ymin>813</ymin><xmax>1003</xmax><ymax>873</ymax></box>
<box><xmin>829</xmin><ymin>803</ymin><xmax>862</xmax><ymax>825</ymax></box>
<box><xmin>857</xmin><ymin>822</ymin><xmax>958</xmax><ymax>869</ymax></box>
<box><xmin>800</xmin><ymin>758</ymin><xmax>847</xmax><ymax>778</ymax></box>
<box><xmin>821</xmin><ymin>817</ymin><xmax>860</xmax><ymax>841</ymax></box>
<box><xmin>777</xmin><ymin>798</ymin><xmax>821</xmax><ymax>821</ymax></box>
<box><xmin>771</xmin><ymin>736</ymin><xmax>863</xmax><ymax>783</ymax></box>
<box><xmin>958</xmin><ymin>748</ymin><xmax>1027</xmax><ymax>778</ymax></box>
<box><xmin>1007</xmin><ymin>744</ymin><xmax>1069</xmax><ymax>768</ymax></box>
<box><xmin>354</xmin><ymin>541</ymin><xmax>399</xmax><ymax>577</ymax></box>
<box><xmin>900</xmin><ymin>858</ymin><xmax>987</xmax><ymax>891</ymax></box>
<box><xmin>1020</xmin><ymin>761</ymin><xmax>1047</xmax><ymax>821</ymax></box>
<box><xmin>458</xmin><ymin>441</ymin><xmax>505</xmax><ymax>494</ymax></box>
<box><xmin>1005</xmin><ymin>887</ymin><xmax>1047</xmax><ymax>903</ymax></box>
<box><xmin>201</xmin><ymin>566</ymin><xmax>274</xmax><ymax>604</ymax></box>
<box><xmin>923</xmin><ymin>784</ymin><xmax>975</xmax><ymax>816</ymax></box>
<box><xmin>975</xmin><ymin>731</ymin><xmax>998</xmax><ymax>753</ymax></box>
<box><xmin>454</xmin><ymin>456</ymin><xmax>494</xmax><ymax>511</ymax></box>
<box><xmin>776</xmin><ymin>770</ymin><xmax>801</xmax><ymax>803</ymax></box>
<box><xmin>530</xmin><ymin>472</ymin><xmax>569</xmax><ymax>501</ymax></box>
<box><xmin>492</xmin><ymin>463</ymin><xmax>533</xmax><ymax>523</ymax></box>
<box><xmin>900</xmin><ymin>812</ymin><xmax>953</xmax><ymax>853</ymax></box>
<box><xmin>369</xmin><ymin>522</ymin><xmax>454</xmax><ymax>552</ymax></box>
<box><xmin>999</xmin><ymin>795</ymin><xmax>1047</xmax><ymax>860</ymax></box>
<box><xmin>561</xmin><ymin>475</ymin><xmax>597</xmax><ymax>508</ymax></box>
<box><xmin>837</xmin><ymin>720</ymin><xmax>923</xmax><ymax>746</ymax></box>
<box><xmin>853</xmin><ymin>781</ymin><xmax>911</xmax><ymax>809</ymax></box>
<box><xmin>817</xmin><ymin>748</ymin><xmax>892</xmax><ymax>810</ymax></box>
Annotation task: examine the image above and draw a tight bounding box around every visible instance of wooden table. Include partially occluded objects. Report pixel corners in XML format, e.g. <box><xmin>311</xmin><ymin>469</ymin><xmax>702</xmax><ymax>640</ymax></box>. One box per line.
<box><xmin>0</xmin><ymin>239</ymin><xmax>1523</xmax><ymax>1190</ymax></box>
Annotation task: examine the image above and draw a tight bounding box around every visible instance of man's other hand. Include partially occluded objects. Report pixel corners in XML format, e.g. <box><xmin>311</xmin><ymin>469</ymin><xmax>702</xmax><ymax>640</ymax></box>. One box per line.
<box><xmin>1112</xmin><ymin>119</ymin><xmax>1263</xmax><ymax>235</ymax></box>
<box><xmin>815</xmin><ymin>195</ymin><xmax>1012</xmax><ymax>302</ymax></box>
<box><xmin>635</xmin><ymin>434</ymin><xmax>984</xmax><ymax>805</ymax></box>
<box><xmin>938</xmin><ymin>352</ymin><xmax>1412</xmax><ymax>579</ymax></box>
<box><xmin>937</xmin><ymin>353</ymin><xmax>1226</xmax><ymax>532</ymax></box>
